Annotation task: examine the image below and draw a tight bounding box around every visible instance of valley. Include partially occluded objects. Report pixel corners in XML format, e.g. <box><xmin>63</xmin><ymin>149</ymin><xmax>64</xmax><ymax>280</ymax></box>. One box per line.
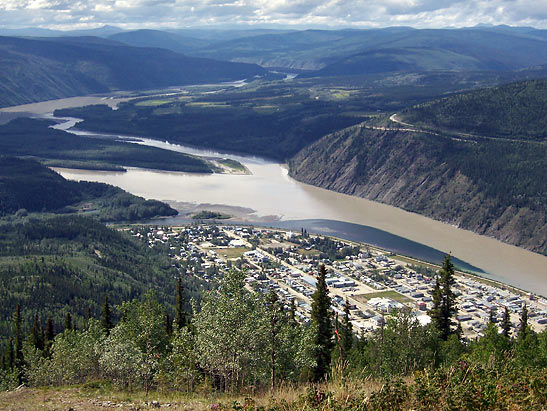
<box><xmin>1</xmin><ymin>20</ymin><xmax>547</xmax><ymax>407</ymax></box>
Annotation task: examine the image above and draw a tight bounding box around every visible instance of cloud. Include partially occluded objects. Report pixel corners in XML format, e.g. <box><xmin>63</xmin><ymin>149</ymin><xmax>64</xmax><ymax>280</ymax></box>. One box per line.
<box><xmin>0</xmin><ymin>0</ymin><xmax>545</xmax><ymax>29</ymax></box>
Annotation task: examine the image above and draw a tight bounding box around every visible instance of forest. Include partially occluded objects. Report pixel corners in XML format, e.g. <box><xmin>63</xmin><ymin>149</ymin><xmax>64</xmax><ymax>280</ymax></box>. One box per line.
<box><xmin>0</xmin><ymin>157</ymin><xmax>178</xmax><ymax>221</ymax></box>
<box><xmin>398</xmin><ymin>79</ymin><xmax>547</xmax><ymax>141</ymax></box>
<box><xmin>0</xmin><ymin>215</ymin><xmax>205</xmax><ymax>349</ymax></box>
<box><xmin>0</xmin><ymin>118</ymin><xmax>214</xmax><ymax>173</ymax></box>
<box><xmin>0</xmin><ymin>257</ymin><xmax>546</xmax><ymax>409</ymax></box>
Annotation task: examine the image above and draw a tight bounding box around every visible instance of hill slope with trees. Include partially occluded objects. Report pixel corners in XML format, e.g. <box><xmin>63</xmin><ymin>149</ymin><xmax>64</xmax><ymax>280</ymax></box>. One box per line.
<box><xmin>0</xmin><ymin>35</ymin><xmax>266</xmax><ymax>107</ymax></box>
<box><xmin>0</xmin><ymin>156</ymin><xmax>177</xmax><ymax>221</ymax></box>
<box><xmin>290</xmin><ymin>83</ymin><xmax>547</xmax><ymax>255</ymax></box>
<box><xmin>398</xmin><ymin>79</ymin><xmax>547</xmax><ymax>140</ymax></box>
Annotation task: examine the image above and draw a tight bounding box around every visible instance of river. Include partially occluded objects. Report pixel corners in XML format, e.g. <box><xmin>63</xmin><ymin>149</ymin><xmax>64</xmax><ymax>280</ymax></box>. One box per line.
<box><xmin>2</xmin><ymin>96</ymin><xmax>547</xmax><ymax>296</ymax></box>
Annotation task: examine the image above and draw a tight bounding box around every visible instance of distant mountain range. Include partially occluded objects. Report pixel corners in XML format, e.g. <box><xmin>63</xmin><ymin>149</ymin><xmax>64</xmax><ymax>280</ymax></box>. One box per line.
<box><xmin>0</xmin><ymin>35</ymin><xmax>266</xmax><ymax>107</ymax></box>
<box><xmin>106</xmin><ymin>26</ymin><xmax>547</xmax><ymax>73</ymax></box>
<box><xmin>1</xmin><ymin>25</ymin><xmax>547</xmax><ymax>106</ymax></box>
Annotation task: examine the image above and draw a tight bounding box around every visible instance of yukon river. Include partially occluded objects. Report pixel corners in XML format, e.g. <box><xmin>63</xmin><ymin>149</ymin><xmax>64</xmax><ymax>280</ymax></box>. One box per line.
<box><xmin>2</xmin><ymin>96</ymin><xmax>547</xmax><ymax>296</ymax></box>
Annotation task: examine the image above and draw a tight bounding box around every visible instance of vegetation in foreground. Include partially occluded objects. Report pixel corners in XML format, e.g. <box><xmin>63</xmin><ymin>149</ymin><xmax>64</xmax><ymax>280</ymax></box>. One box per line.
<box><xmin>1</xmin><ymin>257</ymin><xmax>546</xmax><ymax>410</ymax></box>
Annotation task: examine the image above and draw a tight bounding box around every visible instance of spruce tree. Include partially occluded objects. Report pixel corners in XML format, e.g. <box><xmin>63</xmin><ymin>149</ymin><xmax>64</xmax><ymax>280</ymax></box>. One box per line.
<box><xmin>268</xmin><ymin>289</ymin><xmax>281</xmax><ymax>390</ymax></box>
<box><xmin>165</xmin><ymin>313</ymin><xmax>173</xmax><ymax>336</ymax></box>
<box><xmin>101</xmin><ymin>295</ymin><xmax>113</xmax><ymax>334</ymax></box>
<box><xmin>45</xmin><ymin>317</ymin><xmax>54</xmax><ymax>342</ymax></box>
<box><xmin>176</xmin><ymin>276</ymin><xmax>187</xmax><ymax>329</ymax></box>
<box><xmin>64</xmin><ymin>312</ymin><xmax>72</xmax><ymax>331</ymax></box>
<box><xmin>31</xmin><ymin>314</ymin><xmax>44</xmax><ymax>350</ymax></box>
<box><xmin>342</xmin><ymin>298</ymin><xmax>353</xmax><ymax>356</ymax></box>
<box><xmin>310</xmin><ymin>264</ymin><xmax>334</xmax><ymax>382</ymax></box>
<box><xmin>430</xmin><ymin>255</ymin><xmax>457</xmax><ymax>340</ymax></box>
<box><xmin>13</xmin><ymin>304</ymin><xmax>23</xmax><ymax>383</ymax></box>
<box><xmin>501</xmin><ymin>306</ymin><xmax>511</xmax><ymax>339</ymax></box>
<box><xmin>518</xmin><ymin>304</ymin><xmax>529</xmax><ymax>340</ymax></box>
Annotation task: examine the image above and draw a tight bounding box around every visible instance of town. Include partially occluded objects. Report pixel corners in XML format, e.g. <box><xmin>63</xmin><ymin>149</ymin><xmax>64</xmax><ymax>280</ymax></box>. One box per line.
<box><xmin>129</xmin><ymin>224</ymin><xmax>547</xmax><ymax>339</ymax></box>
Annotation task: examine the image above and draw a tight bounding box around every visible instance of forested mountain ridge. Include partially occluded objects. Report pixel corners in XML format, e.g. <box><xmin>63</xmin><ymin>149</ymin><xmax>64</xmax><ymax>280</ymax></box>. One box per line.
<box><xmin>0</xmin><ymin>35</ymin><xmax>266</xmax><ymax>107</ymax></box>
<box><xmin>0</xmin><ymin>156</ymin><xmax>177</xmax><ymax>221</ymax></box>
<box><xmin>397</xmin><ymin>79</ymin><xmax>547</xmax><ymax>141</ymax></box>
<box><xmin>290</xmin><ymin>80</ymin><xmax>547</xmax><ymax>255</ymax></box>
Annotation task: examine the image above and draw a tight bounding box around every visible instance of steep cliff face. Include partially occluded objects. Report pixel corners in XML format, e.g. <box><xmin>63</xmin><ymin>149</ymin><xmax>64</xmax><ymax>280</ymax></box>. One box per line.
<box><xmin>289</xmin><ymin>125</ymin><xmax>547</xmax><ymax>255</ymax></box>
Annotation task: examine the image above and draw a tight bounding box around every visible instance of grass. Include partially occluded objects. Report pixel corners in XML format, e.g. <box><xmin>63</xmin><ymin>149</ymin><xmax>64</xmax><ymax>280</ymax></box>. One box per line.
<box><xmin>355</xmin><ymin>290</ymin><xmax>413</xmax><ymax>304</ymax></box>
<box><xmin>215</xmin><ymin>247</ymin><xmax>251</xmax><ymax>259</ymax></box>
<box><xmin>0</xmin><ymin>378</ymin><xmax>384</xmax><ymax>410</ymax></box>
<box><xmin>296</xmin><ymin>248</ymin><xmax>321</xmax><ymax>257</ymax></box>
<box><xmin>134</xmin><ymin>99</ymin><xmax>172</xmax><ymax>107</ymax></box>
<box><xmin>186</xmin><ymin>102</ymin><xmax>230</xmax><ymax>108</ymax></box>
<box><xmin>218</xmin><ymin>159</ymin><xmax>247</xmax><ymax>172</ymax></box>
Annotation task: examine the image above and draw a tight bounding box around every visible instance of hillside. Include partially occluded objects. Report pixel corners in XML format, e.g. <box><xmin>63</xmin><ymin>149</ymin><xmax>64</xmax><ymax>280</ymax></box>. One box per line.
<box><xmin>189</xmin><ymin>27</ymin><xmax>547</xmax><ymax>72</ymax></box>
<box><xmin>0</xmin><ymin>118</ymin><xmax>214</xmax><ymax>173</ymax></box>
<box><xmin>0</xmin><ymin>156</ymin><xmax>178</xmax><ymax>221</ymax></box>
<box><xmin>0</xmin><ymin>215</ymin><xmax>203</xmax><ymax>347</ymax></box>
<box><xmin>290</xmin><ymin>123</ymin><xmax>547</xmax><ymax>255</ymax></box>
<box><xmin>0</xmin><ymin>35</ymin><xmax>265</xmax><ymax>107</ymax></box>
<box><xmin>398</xmin><ymin>79</ymin><xmax>547</xmax><ymax>140</ymax></box>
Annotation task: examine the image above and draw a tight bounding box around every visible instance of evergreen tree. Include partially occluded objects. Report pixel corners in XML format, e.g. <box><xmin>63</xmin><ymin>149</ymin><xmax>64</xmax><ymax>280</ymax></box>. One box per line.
<box><xmin>45</xmin><ymin>317</ymin><xmax>54</xmax><ymax>342</ymax></box>
<box><xmin>310</xmin><ymin>264</ymin><xmax>334</xmax><ymax>382</ymax></box>
<box><xmin>101</xmin><ymin>295</ymin><xmax>113</xmax><ymax>335</ymax></box>
<box><xmin>342</xmin><ymin>298</ymin><xmax>353</xmax><ymax>356</ymax></box>
<box><xmin>13</xmin><ymin>304</ymin><xmax>23</xmax><ymax>383</ymax></box>
<box><xmin>165</xmin><ymin>313</ymin><xmax>173</xmax><ymax>336</ymax></box>
<box><xmin>518</xmin><ymin>304</ymin><xmax>529</xmax><ymax>340</ymax></box>
<box><xmin>289</xmin><ymin>299</ymin><xmax>297</xmax><ymax>327</ymax></box>
<box><xmin>176</xmin><ymin>276</ymin><xmax>187</xmax><ymax>329</ymax></box>
<box><xmin>501</xmin><ymin>306</ymin><xmax>511</xmax><ymax>339</ymax></box>
<box><xmin>268</xmin><ymin>289</ymin><xmax>281</xmax><ymax>390</ymax></box>
<box><xmin>64</xmin><ymin>312</ymin><xmax>72</xmax><ymax>331</ymax></box>
<box><xmin>6</xmin><ymin>337</ymin><xmax>15</xmax><ymax>370</ymax></box>
<box><xmin>31</xmin><ymin>315</ymin><xmax>44</xmax><ymax>350</ymax></box>
<box><xmin>430</xmin><ymin>256</ymin><xmax>457</xmax><ymax>340</ymax></box>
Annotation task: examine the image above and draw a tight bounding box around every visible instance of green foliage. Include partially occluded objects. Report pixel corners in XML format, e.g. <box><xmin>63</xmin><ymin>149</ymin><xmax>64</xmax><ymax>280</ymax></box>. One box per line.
<box><xmin>430</xmin><ymin>256</ymin><xmax>457</xmax><ymax>340</ymax></box>
<box><xmin>0</xmin><ymin>119</ymin><xmax>213</xmax><ymax>173</ymax></box>
<box><xmin>366</xmin><ymin>310</ymin><xmax>440</xmax><ymax>378</ymax></box>
<box><xmin>310</xmin><ymin>265</ymin><xmax>334</xmax><ymax>382</ymax></box>
<box><xmin>192</xmin><ymin>210</ymin><xmax>231</xmax><ymax>220</ymax></box>
<box><xmin>0</xmin><ymin>35</ymin><xmax>264</xmax><ymax>108</ymax></box>
<box><xmin>0</xmin><ymin>156</ymin><xmax>178</xmax><ymax>220</ymax></box>
<box><xmin>400</xmin><ymin>79</ymin><xmax>547</xmax><ymax>141</ymax></box>
<box><xmin>194</xmin><ymin>270</ymin><xmax>269</xmax><ymax>391</ymax></box>
<box><xmin>0</xmin><ymin>215</ymin><xmax>203</xmax><ymax>346</ymax></box>
<box><xmin>55</xmin><ymin>87</ymin><xmax>364</xmax><ymax>161</ymax></box>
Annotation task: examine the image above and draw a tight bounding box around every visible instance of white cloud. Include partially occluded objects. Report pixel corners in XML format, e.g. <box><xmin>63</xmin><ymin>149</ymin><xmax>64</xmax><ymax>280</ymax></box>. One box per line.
<box><xmin>0</xmin><ymin>0</ymin><xmax>545</xmax><ymax>29</ymax></box>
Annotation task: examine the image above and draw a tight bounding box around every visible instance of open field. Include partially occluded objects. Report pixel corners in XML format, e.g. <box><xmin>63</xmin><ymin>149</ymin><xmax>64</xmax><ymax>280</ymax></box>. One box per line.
<box><xmin>214</xmin><ymin>247</ymin><xmax>251</xmax><ymax>259</ymax></box>
<box><xmin>355</xmin><ymin>290</ymin><xmax>413</xmax><ymax>304</ymax></box>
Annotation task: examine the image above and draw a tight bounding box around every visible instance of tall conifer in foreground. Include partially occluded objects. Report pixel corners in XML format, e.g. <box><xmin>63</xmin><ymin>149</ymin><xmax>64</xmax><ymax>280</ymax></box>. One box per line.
<box><xmin>101</xmin><ymin>296</ymin><xmax>113</xmax><ymax>335</ymax></box>
<box><xmin>310</xmin><ymin>264</ymin><xmax>333</xmax><ymax>382</ymax></box>
<box><xmin>501</xmin><ymin>306</ymin><xmax>512</xmax><ymax>339</ymax></box>
<box><xmin>176</xmin><ymin>276</ymin><xmax>187</xmax><ymax>329</ymax></box>
<box><xmin>430</xmin><ymin>255</ymin><xmax>457</xmax><ymax>340</ymax></box>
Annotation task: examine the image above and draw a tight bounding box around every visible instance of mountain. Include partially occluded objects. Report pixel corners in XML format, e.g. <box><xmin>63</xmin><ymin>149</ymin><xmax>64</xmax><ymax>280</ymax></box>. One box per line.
<box><xmin>290</xmin><ymin>80</ymin><xmax>547</xmax><ymax>255</ymax></box>
<box><xmin>0</xmin><ymin>156</ymin><xmax>177</xmax><ymax>221</ymax></box>
<box><xmin>0</xmin><ymin>25</ymin><xmax>124</xmax><ymax>38</ymax></box>
<box><xmin>0</xmin><ymin>117</ymin><xmax>215</xmax><ymax>173</ymax></box>
<box><xmin>0</xmin><ymin>214</ymin><xmax>203</xmax><ymax>344</ymax></box>
<box><xmin>0</xmin><ymin>35</ymin><xmax>266</xmax><ymax>107</ymax></box>
<box><xmin>186</xmin><ymin>27</ymin><xmax>547</xmax><ymax>73</ymax></box>
<box><xmin>109</xmin><ymin>29</ymin><xmax>211</xmax><ymax>54</ymax></box>
<box><xmin>303</xmin><ymin>29</ymin><xmax>547</xmax><ymax>76</ymax></box>
<box><xmin>397</xmin><ymin>79</ymin><xmax>547</xmax><ymax>141</ymax></box>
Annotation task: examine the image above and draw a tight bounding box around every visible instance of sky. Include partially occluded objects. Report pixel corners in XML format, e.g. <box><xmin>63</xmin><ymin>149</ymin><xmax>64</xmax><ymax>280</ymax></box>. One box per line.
<box><xmin>0</xmin><ymin>0</ymin><xmax>546</xmax><ymax>30</ymax></box>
